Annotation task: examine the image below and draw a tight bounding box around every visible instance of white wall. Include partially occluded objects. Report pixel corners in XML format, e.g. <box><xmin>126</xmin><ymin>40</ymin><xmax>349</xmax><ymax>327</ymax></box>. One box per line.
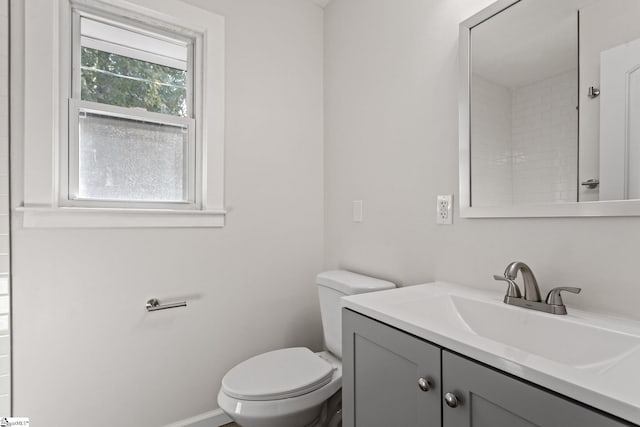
<box><xmin>11</xmin><ymin>0</ymin><xmax>324</xmax><ymax>425</ymax></box>
<box><xmin>324</xmin><ymin>0</ymin><xmax>640</xmax><ymax>321</ymax></box>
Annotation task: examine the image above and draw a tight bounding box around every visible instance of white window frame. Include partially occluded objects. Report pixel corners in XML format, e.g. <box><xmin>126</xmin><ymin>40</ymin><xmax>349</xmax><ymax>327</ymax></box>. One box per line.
<box><xmin>17</xmin><ymin>0</ymin><xmax>226</xmax><ymax>227</ymax></box>
<box><xmin>65</xmin><ymin>7</ymin><xmax>199</xmax><ymax>210</ymax></box>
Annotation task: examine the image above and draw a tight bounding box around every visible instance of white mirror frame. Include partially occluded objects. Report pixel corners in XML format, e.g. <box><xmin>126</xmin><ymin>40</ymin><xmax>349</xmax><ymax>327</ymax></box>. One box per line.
<box><xmin>459</xmin><ymin>0</ymin><xmax>640</xmax><ymax>218</ymax></box>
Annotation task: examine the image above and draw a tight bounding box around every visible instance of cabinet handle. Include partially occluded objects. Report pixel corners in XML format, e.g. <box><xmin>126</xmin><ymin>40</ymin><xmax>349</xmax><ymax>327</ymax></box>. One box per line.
<box><xmin>417</xmin><ymin>377</ymin><xmax>432</xmax><ymax>392</ymax></box>
<box><xmin>444</xmin><ymin>392</ymin><xmax>459</xmax><ymax>408</ymax></box>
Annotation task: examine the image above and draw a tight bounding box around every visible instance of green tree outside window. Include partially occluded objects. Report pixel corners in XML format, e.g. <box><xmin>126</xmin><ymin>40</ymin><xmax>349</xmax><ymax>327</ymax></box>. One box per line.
<box><xmin>81</xmin><ymin>47</ymin><xmax>188</xmax><ymax>117</ymax></box>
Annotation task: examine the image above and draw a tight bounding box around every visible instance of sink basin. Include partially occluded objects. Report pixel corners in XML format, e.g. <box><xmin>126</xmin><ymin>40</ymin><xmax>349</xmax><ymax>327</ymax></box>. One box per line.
<box><xmin>449</xmin><ymin>294</ymin><xmax>640</xmax><ymax>370</ymax></box>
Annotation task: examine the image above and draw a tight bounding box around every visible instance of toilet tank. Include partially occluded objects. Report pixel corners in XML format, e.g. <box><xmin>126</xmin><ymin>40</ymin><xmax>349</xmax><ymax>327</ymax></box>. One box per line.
<box><xmin>316</xmin><ymin>270</ymin><xmax>396</xmax><ymax>359</ymax></box>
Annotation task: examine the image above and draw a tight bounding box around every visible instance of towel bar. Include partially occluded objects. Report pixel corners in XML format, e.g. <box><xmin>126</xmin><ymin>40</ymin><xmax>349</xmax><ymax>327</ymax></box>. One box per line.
<box><xmin>145</xmin><ymin>298</ymin><xmax>187</xmax><ymax>312</ymax></box>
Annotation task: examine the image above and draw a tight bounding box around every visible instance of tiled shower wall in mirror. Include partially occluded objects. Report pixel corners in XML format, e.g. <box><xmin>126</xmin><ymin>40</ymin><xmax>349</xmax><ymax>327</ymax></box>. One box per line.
<box><xmin>0</xmin><ymin>0</ymin><xmax>10</xmax><ymax>416</ymax></box>
<box><xmin>471</xmin><ymin>70</ymin><xmax>578</xmax><ymax>206</ymax></box>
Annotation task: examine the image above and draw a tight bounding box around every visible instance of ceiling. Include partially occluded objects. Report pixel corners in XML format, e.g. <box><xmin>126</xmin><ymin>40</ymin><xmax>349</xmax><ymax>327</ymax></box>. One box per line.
<box><xmin>472</xmin><ymin>0</ymin><xmax>598</xmax><ymax>87</ymax></box>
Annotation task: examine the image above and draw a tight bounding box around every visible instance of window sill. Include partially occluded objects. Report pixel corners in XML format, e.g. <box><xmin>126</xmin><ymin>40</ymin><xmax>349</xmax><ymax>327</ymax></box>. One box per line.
<box><xmin>16</xmin><ymin>206</ymin><xmax>226</xmax><ymax>228</ymax></box>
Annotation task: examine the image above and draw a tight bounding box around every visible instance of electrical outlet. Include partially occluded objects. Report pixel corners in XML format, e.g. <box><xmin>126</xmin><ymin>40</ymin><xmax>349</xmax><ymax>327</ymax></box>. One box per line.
<box><xmin>436</xmin><ymin>195</ymin><xmax>453</xmax><ymax>225</ymax></box>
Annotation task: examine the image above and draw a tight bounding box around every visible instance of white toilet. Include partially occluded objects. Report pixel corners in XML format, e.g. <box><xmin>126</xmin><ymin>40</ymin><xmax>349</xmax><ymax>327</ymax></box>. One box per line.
<box><xmin>217</xmin><ymin>270</ymin><xmax>396</xmax><ymax>427</ymax></box>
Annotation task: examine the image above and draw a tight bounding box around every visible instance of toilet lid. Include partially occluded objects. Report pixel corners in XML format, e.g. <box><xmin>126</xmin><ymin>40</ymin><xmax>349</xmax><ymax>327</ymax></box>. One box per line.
<box><xmin>221</xmin><ymin>347</ymin><xmax>334</xmax><ymax>401</ymax></box>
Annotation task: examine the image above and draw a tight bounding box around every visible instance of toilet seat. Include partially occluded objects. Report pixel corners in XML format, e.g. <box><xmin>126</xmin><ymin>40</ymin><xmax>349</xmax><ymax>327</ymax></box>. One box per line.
<box><xmin>218</xmin><ymin>351</ymin><xmax>342</xmax><ymax>427</ymax></box>
<box><xmin>221</xmin><ymin>347</ymin><xmax>335</xmax><ymax>401</ymax></box>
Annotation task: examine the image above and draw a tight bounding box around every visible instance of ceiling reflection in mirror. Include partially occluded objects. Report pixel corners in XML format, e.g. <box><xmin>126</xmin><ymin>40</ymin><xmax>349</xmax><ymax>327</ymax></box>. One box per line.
<box><xmin>468</xmin><ymin>0</ymin><xmax>640</xmax><ymax>208</ymax></box>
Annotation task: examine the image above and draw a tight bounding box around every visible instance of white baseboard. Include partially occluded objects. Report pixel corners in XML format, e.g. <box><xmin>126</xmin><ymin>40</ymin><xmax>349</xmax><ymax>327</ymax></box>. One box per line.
<box><xmin>163</xmin><ymin>408</ymin><xmax>232</xmax><ymax>427</ymax></box>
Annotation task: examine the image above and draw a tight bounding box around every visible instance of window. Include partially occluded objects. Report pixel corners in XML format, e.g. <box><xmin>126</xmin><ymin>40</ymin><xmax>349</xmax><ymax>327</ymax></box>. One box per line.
<box><xmin>67</xmin><ymin>9</ymin><xmax>199</xmax><ymax>209</ymax></box>
<box><xmin>19</xmin><ymin>0</ymin><xmax>225</xmax><ymax>228</ymax></box>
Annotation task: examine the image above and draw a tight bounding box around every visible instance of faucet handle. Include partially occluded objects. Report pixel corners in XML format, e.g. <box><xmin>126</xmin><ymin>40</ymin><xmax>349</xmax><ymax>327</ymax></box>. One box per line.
<box><xmin>545</xmin><ymin>287</ymin><xmax>581</xmax><ymax>306</ymax></box>
<box><xmin>493</xmin><ymin>275</ymin><xmax>522</xmax><ymax>298</ymax></box>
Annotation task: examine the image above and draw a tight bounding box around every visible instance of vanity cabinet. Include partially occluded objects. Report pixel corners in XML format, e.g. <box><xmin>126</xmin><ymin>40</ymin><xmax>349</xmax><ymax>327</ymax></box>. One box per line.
<box><xmin>342</xmin><ymin>309</ymin><xmax>632</xmax><ymax>427</ymax></box>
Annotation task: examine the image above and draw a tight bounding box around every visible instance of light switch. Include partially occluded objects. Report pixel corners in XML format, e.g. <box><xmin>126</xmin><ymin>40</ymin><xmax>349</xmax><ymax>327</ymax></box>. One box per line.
<box><xmin>353</xmin><ymin>200</ymin><xmax>363</xmax><ymax>223</ymax></box>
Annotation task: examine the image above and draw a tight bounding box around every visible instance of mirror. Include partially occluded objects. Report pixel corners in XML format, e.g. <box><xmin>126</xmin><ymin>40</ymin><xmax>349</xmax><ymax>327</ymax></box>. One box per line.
<box><xmin>460</xmin><ymin>0</ymin><xmax>640</xmax><ymax>217</ymax></box>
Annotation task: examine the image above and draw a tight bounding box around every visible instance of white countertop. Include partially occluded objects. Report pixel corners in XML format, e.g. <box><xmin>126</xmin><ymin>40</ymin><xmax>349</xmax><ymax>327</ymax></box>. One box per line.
<box><xmin>341</xmin><ymin>282</ymin><xmax>640</xmax><ymax>425</ymax></box>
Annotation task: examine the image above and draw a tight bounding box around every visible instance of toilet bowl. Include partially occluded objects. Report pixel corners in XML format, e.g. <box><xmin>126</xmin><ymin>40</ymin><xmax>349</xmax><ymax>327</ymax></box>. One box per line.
<box><xmin>217</xmin><ymin>271</ymin><xmax>396</xmax><ymax>427</ymax></box>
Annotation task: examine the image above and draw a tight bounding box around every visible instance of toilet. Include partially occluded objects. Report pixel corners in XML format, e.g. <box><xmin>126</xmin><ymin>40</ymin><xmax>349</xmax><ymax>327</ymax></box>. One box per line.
<box><xmin>217</xmin><ymin>270</ymin><xmax>396</xmax><ymax>427</ymax></box>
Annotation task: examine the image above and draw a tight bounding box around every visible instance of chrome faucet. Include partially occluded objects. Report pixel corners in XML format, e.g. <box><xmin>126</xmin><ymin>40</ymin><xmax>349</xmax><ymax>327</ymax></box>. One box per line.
<box><xmin>493</xmin><ymin>261</ymin><xmax>581</xmax><ymax>315</ymax></box>
<box><xmin>504</xmin><ymin>261</ymin><xmax>541</xmax><ymax>302</ymax></box>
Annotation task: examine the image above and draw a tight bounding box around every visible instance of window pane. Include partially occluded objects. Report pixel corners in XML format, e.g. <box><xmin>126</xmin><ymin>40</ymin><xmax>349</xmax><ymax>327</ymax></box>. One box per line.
<box><xmin>77</xmin><ymin>112</ymin><xmax>189</xmax><ymax>202</ymax></box>
<box><xmin>80</xmin><ymin>17</ymin><xmax>189</xmax><ymax>117</ymax></box>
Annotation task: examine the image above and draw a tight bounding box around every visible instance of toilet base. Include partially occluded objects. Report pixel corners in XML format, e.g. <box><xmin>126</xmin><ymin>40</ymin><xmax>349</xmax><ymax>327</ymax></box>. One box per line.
<box><xmin>220</xmin><ymin>389</ymin><xmax>341</xmax><ymax>427</ymax></box>
<box><xmin>320</xmin><ymin>390</ymin><xmax>342</xmax><ymax>427</ymax></box>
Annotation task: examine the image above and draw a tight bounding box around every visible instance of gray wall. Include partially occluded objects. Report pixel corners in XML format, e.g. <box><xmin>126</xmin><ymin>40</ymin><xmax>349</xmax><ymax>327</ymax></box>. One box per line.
<box><xmin>324</xmin><ymin>0</ymin><xmax>640</xmax><ymax>320</ymax></box>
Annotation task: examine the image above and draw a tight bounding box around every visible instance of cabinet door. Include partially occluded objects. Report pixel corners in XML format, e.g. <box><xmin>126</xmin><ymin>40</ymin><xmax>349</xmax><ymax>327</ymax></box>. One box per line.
<box><xmin>442</xmin><ymin>350</ymin><xmax>631</xmax><ymax>427</ymax></box>
<box><xmin>342</xmin><ymin>309</ymin><xmax>441</xmax><ymax>427</ymax></box>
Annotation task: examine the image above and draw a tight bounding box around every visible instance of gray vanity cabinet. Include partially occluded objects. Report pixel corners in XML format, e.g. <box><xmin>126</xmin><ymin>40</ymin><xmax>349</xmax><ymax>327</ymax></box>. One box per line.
<box><xmin>442</xmin><ymin>350</ymin><xmax>629</xmax><ymax>427</ymax></box>
<box><xmin>343</xmin><ymin>309</ymin><xmax>633</xmax><ymax>427</ymax></box>
<box><xmin>342</xmin><ymin>309</ymin><xmax>442</xmax><ymax>427</ymax></box>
